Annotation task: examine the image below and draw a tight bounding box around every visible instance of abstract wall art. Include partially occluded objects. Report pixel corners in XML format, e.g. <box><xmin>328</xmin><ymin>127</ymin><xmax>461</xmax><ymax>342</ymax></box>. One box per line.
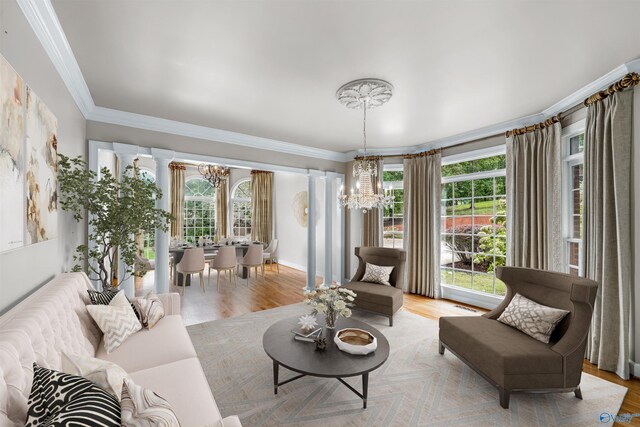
<box><xmin>0</xmin><ymin>53</ymin><xmax>58</xmax><ymax>252</ymax></box>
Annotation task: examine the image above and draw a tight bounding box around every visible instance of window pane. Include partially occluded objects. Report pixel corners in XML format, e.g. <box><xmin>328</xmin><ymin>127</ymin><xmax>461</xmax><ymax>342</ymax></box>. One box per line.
<box><xmin>453</xmin><ymin>198</ymin><xmax>472</xmax><ymax>216</ymax></box>
<box><xmin>472</xmin><ymin>273</ymin><xmax>494</xmax><ymax>293</ymax></box>
<box><xmin>442</xmin><ymin>161</ymin><xmax>473</xmax><ymax>177</ymax></box>
<box><xmin>495</xmin><ymin>277</ymin><xmax>507</xmax><ymax>296</ymax></box>
<box><xmin>441</xmin><ymin>268</ymin><xmax>454</xmax><ymax>286</ymax></box>
<box><xmin>474</xmin><ymin>155</ymin><xmax>506</xmax><ymax>173</ymax></box>
<box><xmin>495</xmin><ymin>176</ymin><xmax>506</xmax><ymax>196</ymax></box>
<box><xmin>570</xmin><ymin>134</ymin><xmax>585</xmax><ymax>155</ymax></box>
<box><xmin>473</xmin><ymin>178</ymin><xmax>495</xmax><ymax>197</ymax></box>
<box><xmin>442</xmin><ymin>183</ymin><xmax>453</xmax><ymax>200</ymax></box>
<box><xmin>453</xmin><ymin>181</ymin><xmax>472</xmax><ymax>199</ymax></box>
<box><xmin>452</xmin><ymin>270</ymin><xmax>472</xmax><ymax>289</ymax></box>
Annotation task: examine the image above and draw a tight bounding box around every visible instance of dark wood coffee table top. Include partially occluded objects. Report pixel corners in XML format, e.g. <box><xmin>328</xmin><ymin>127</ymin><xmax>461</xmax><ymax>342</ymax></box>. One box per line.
<box><xmin>262</xmin><ymin>316</ymin><xmax>390</xmax><ymax>379</ymax></box>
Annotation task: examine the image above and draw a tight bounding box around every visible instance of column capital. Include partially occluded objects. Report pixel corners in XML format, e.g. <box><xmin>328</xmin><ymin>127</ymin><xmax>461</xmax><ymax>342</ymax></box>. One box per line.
<box><xmin>113</xmin><ymin>142</ymin><xmax>140</xmax><ymax>156</ymax></box>
<box><xmin>307</xmin><ymin>169</ymin><xmax>324</xmax><ymax>178</ymax></box>
<box><xmin>150</xmin><ymin>148</ymin><xmax>175</xmax><ymax>162</ymax></box>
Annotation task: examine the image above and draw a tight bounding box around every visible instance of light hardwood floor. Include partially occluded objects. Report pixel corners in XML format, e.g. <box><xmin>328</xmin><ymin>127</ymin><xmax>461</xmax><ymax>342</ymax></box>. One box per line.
<box><xmin>137</xmin><ymin>264</ymin><xmax>640</xmax><ymax>426</ymax></box>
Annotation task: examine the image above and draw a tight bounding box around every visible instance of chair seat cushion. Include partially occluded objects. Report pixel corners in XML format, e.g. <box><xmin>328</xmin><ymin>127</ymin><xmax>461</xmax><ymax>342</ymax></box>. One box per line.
<box><xmin>96</xmin><ymin>315</ymin><xmax>196</xmax><ymax>372</ymax></box>
<box><xmin>343</xmin><ymin>281</ymin><xmax>403</xmax><ymax>311</ymax></box>
<box><xmin>439</xmin><ymin>316</ymin><xmax>563</xmax><ymax>378</ymax></box>
<box><xmin>128</xmin><ymin>358</ymin><xmax>222</xmax><ymax>427</ymax></box>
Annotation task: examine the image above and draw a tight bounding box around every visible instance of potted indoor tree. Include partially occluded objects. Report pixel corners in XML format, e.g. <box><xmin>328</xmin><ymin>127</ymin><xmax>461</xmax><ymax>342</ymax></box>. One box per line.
<box><xmin>58</xmin><ymin>154</ymin><xmax>172</xmax><ymax>290</ymax></box>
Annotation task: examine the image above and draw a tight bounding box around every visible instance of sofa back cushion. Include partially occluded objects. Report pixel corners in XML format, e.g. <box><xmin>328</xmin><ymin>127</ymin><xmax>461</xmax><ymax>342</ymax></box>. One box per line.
<box><xmin>0</xmin><ymin>272</ymin><xmax>101</xmax><ymax>426</ymax></box>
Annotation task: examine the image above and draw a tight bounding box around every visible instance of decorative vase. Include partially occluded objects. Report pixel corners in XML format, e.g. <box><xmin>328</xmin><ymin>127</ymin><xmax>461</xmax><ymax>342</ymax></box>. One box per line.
<box><xmin>325</xmin><ymin>309</ymin><xmax>338</xmax><ymax>330</ymax></box>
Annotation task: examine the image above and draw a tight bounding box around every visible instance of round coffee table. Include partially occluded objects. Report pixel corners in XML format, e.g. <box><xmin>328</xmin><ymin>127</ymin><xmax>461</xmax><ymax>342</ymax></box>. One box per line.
<box><xmin>263</xmin><ymin>316</ymin><xmax>390</xmax><ymax>408</ymax></box>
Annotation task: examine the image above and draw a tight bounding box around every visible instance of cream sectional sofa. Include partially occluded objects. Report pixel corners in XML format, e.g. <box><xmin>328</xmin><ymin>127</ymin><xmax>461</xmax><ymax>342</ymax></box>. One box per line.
<box><xmin>0</xmin><ymin>272</ymin><xmax>241</xmax><ymax>427</ymax></box>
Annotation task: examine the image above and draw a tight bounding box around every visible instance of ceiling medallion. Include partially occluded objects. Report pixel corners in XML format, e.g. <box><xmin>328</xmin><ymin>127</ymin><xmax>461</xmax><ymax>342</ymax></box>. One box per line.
<box><xmin>198</xmin><ymin>163</ymin><xmax>230</xmax><ymax>188</ymax></box>
<box><xmin>337</xmin><ymin>78</ymin><xmax>394</xmax><ymax>213</ymax></box>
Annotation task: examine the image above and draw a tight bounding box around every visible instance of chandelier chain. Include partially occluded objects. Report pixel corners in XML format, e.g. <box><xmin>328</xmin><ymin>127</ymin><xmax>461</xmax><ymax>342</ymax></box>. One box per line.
<box><xmin>363</xmin><ymin>100</ymin><xmax>367</xmax><ymax>157</ymax></box>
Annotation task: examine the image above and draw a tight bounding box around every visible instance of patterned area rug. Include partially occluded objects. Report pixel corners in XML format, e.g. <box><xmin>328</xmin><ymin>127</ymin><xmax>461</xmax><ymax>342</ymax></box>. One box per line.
<box><xmin>187</xmin><ymin>304</ymin><xmax>627</xmax><ymax>427</ymax></box>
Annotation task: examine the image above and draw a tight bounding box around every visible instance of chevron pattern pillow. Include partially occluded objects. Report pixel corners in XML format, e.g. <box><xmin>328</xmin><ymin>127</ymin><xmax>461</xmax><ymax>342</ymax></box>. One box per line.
<box><xmin>497</xmin><ymin>293</ymin><xmax>570</xmax><ymax>343</ymax></box>
<box><xmin>87</xmin><ymin>291</ymin><xmax>142</xmax><ymax>354</ymax></box>
<box><xmin>121</xmin><ymin>377</ymin><xmax>180</xmax><ymax>427</ymax></box>
<box><xmin>133</xmin><ymin>292</ymin><xmax>165</xmax><ymax>329</ymax></box>
<box><xmin>25</xmin><ymin>363</ymin><xmax>120</xmax><ymax>427</ymax></box>
<box><xmin>88</xmin><ymin>288</ymin><xmax>142</xmax><ymax>321</ymax></box>
<box><xmin>361</xmin><ymin>263</ymin><xmax>394</xmax><ymax>286</ymax></box>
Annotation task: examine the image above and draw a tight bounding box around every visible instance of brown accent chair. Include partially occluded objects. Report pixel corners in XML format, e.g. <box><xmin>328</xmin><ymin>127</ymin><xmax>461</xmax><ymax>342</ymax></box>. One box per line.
<box><xmin>439</xmin><ymin>266</ymin><xmax>597</xmax><ymax>409</ymax></box>
<box><xmin>343</xmin><ymin>247</ymin><xmax>406</xmax><ymax>326</ymax></box>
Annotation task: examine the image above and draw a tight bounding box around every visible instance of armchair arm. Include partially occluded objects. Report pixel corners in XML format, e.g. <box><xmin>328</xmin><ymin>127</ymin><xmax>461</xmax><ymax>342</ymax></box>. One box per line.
<box><xmin>551</xmin><ymin>284</ymin><xmax>596</xmax><ymax>357</ymax></box>
<box><xmin>156</xmin><ymin>293</ymin><xmax>181</xmax><ymax>315</ymax></box>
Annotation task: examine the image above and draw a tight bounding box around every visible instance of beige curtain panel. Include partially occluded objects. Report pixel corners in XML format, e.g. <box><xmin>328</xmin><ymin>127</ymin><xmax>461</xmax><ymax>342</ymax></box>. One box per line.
<box><xmin>506</xmin><ymin>122</ymin><xmax>562</xmax><ymax>271</ymax></box>
<box><xmin>403</xmin><ymin>151</ymin><xmax>441</xmax><ymax>297</ymax></box>
<box><xmin>363</xmin><ymin>158</ymin><xmax>383</xmax><ymax>247</ymax></box>
<box><xmin>251</xmin><ymin>170</ymin><xmax>273</xmax><ymax>244</ymax></box>
<box><xmin>583</xmin><ymin>89</ymin><xmax>633</xmax><ymax>380</ymax></box>
<box><xmin>170</xmin><ymin>163</ymin><xmax>185</xmax><ymax>239</ymax></box>
<box><xmin>216</xmin><ymin>178</ymin><xmax>229</xmax><ymax>241</ymax></box>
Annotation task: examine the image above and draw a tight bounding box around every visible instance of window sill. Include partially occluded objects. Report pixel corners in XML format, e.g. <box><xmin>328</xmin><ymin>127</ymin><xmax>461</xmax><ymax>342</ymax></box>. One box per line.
<box><xmin>440</xmin><ymin>284</ymin><xmax>505</xmax><ymax>310</ymax></box>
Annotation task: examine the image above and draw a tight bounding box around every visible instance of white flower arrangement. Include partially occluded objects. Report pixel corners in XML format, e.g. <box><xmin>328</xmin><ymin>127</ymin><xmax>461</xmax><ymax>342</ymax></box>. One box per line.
<box><xmin>303</xmin><ymin>285</ymin><xmax>357</xmax><ymax>328</ymax></box>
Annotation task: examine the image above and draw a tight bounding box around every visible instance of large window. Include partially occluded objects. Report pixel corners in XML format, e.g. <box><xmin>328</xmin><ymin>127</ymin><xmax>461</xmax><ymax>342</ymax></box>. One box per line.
<box><xmin>382</xmin><ymin>168</ymin><xmax>404</xmax><ymax>248</ymax></box>
<box><xmin>184</xmin><ymin>178</ymin><xmax>216</xmax><ymax>243</ymax></box>
<box><xmin>231</xmin><ymin>178</ymin><xmax>252</xmax><ymax>237</ymax></box>
<box><xmin>440</xmin><ymin>153</ymin><xmax>507</xmax><ymax>296</ymax></box>
<box><xmin>138</xmin><ymin>169</ymin><xmax>155</xmax><ymax>259</ymax></box>
<box><xmin>562</xmin><ymin>124</ymin><xmax>585</xmax><ymax>276</ymax></box>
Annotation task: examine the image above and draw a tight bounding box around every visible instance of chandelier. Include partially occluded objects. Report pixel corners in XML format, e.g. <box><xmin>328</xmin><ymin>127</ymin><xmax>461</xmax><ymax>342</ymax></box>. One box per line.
<box><xmin>198</xmin><ymin>163</ymin><xmax>229</xmax><ymax>188</ymax></box>
<box><xmin>336</xmin><ymin>79</ymin><xmax>394</xmax><ymax>213</ymax></box>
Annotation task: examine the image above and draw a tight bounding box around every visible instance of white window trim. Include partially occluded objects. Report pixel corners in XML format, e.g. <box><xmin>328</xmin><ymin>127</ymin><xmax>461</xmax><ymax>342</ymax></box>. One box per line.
<box><xmin>440</xmin><ymin>148</ymin><xmax>507</xmax><ymax>309</ymax></box>
<box><xmin>561</xmin><ymin>119</ymin><xmax>586</xmax><ymax>275</ymax></box>
<box><xmin>230</xmin><ymin>178</ymin><xmax>252</xmax><ymax>238</ymax></box>
<box><xmin>184</xmin><ymin>177</ymin><xmax>217</xmax><ymax>241</ymax></box>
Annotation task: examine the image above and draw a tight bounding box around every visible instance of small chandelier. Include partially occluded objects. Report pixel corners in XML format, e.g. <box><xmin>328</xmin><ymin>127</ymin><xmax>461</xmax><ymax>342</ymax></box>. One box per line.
<box><xmin>198</xmin><ymin>163</ymin><xmax>229</xmax><ymax>188</ymax></box>
<box><xmin>336</xmin><ymin>79</ymin><xmax>394</xmax><ymax>213</ymax></box>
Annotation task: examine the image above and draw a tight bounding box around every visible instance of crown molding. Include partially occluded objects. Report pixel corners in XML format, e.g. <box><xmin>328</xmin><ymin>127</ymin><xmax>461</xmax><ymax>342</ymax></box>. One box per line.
<box><xmin>19</xmin><ymin>0</ymin><xmax>640</xmax><ymax>164</ymax></box>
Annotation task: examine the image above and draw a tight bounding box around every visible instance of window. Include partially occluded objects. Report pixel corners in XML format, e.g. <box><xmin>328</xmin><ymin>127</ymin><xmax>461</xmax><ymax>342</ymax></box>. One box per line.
<box><xmin>382</xmin><ymin>168</ymin><xmax>404</xmax><ymax>248</ymax></box>
<box><xmin>562</xmin><ymin>124</ymin><xmax>585</xmax><ymax>276</ymax></box>
<box><xmin>138</xmin><ymin>169</ymin><xmax>155</xmax><ymax>259</ymax></box>
<box><xmin>231</xmin><ymin>178</ymin><xmax>252</xmax><ymax>237</ymax></box>
<box><xmin>440</xmin><ymin>153</ymin><xmax>507</xmax><ymax>296</ymax></box>
<box><xmin>184</xmin><ymin>178</ymin><xmax>216</xmax><ymax>243</ymax></box>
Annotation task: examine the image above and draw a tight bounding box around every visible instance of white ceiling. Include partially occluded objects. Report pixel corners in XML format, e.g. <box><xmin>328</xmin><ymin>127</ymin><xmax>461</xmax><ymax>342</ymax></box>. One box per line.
<box><xmin>52</xmin><ymin>0</ymin><xmax>640</xmax><ymax>153</ymax></box>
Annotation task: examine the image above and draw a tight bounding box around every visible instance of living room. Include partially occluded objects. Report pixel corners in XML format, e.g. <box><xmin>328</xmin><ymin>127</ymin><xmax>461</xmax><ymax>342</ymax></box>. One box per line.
<box><xmin>1</xmin><ymin>1</ymin><xmax>639</xmax><ymax>426</ymax></box>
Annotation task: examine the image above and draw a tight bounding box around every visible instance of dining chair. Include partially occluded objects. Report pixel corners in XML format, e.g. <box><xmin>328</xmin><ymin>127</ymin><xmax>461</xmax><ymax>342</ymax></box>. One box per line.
<box><xmin>208</xmin><ymin>246</ymin><xmax>238</xmax><ymax>290</ymax></box>
<box><xmin>262</xmin><ymin>239</ymin><xmax>279</xmax><ymax>273</ymax></box>
<box><xmin>176</xmin><ymin>247</ymin><xmax>206</xmax><ymax>295</ymax></box>
<box><xmin>239</xmin><ymin>244</ymin><xmax>264</xmax><ymax>285</ymax></box>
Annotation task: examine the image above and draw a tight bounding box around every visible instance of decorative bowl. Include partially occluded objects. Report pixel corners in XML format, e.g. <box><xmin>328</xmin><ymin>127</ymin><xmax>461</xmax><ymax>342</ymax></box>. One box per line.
<box><xmin>334</xmin><ymin>328</ymin><xmax>377</xmax><ymax>355</ymax></box>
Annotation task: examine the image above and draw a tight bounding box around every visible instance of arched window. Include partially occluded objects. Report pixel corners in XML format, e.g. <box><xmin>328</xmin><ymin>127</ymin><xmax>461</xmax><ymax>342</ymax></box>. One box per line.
<box><xmin>231</xmin><ymin>178</ymin><xmax>252</xmax><ymax>237</ymax></box>
<box><xmin>184</xmin><ymin>178</ymin><xmax>216</xmax><ymax>243</ymax></box>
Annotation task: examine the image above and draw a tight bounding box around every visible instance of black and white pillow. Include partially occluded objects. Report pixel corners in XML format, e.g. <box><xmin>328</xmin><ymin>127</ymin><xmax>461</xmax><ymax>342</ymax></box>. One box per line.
<box><xmin>25</xmin><ymin>363</ymin><xmax>120</xmax><ymax>427</ymax></box>
<box><xmin>361</xmin><ymin>263</ymin><xmax>394</xmax><ymax>286</ymax></box>
<box><xmin>88</xmin><ymin>288</ymin><xmax>141</xmax><ymax>321</ymax></box>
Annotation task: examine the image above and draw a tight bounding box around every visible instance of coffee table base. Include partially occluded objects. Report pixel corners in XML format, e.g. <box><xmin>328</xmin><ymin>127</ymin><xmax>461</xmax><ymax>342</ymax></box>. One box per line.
<box><xmin>273</xmin><ymin>361</ymin><xmax>370</xmax><ymax>408</ymax></box>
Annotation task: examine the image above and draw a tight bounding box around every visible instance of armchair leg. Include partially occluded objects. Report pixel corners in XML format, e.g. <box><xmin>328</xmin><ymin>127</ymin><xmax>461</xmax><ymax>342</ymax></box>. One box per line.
<box><xmin>388</xmin><ymin>316</ymin><xmax>393</xmax><ymax>327</ymax></box>
<box><xmin>574</xmin><ymin>387</ymin><xmax>582</xmax><ymax>400</ymax></box>
<box><xmin>498</xmin><ymin>387</ymin><xmax>510</xmax><ymax>409</ymax></box>
<box><xmin>439</xmin><ymin>341</ymin><xmax>445</xmax><ymax>355</ymax></box>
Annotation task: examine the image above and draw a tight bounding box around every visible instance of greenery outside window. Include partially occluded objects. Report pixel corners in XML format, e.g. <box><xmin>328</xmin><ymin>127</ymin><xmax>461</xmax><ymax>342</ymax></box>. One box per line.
<box><xmin>441</xmin><ymin>153</ymin><xmax>507</xmax><ymax>296</ymax></box>
<box><xmin>139</xmin><ymin>169</ymin><xmax>156</xmax><ymax>259</ymax></box>
<box><xmin>184</xmin><ymin>178</ymin><xmax>216</xmax><ymax>243</ymax></box>
<box><xmin>382</xmin><ymin>168</ymin><xmax>404</xmax><ymax>249</ymax></box>
<box><xmin>231</xmin><ymin>178</ymin><xmax>252</xmax><ymax>237</ymax></box>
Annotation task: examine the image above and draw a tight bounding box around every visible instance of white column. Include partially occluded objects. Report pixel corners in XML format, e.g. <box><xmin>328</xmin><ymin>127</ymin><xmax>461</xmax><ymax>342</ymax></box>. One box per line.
<box><xmin>323</xmin><ymin>174</ymin><xmax>333</xmax><ymax>286</ymax></box>
<box><xmin>151</xmin><ymin>148</ymin><xmax>174</xmax><ymax>294</ymax></box>
<box><xmin>113</xmin><ymin>143</ymin><xmax>139</xmax><ymax>298</ymax></box>
<box><xmin>334</xmin><ymin>174</ymin><xmax>345</xmax><ymax>284</ymax></box>
<box><xmin>306</xmin><ymin>172</ymin><xmax>319</xmax><ymax>290</ymax></box>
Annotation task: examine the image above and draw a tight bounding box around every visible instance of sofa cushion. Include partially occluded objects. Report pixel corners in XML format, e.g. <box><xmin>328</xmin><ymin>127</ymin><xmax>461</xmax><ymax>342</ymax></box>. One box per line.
<box><xmin>96</xmin><ymin>315</ymin><xmax>196</xmax><ymax>372</ymax></box>
<box><xmin>439</xmin><ymin>316</ymin><xmax>563</xmax><ymax>379</ymax></box>
<box><xmin>128</xmin><ymin>358</ymin><xmax>222</xmax><ymax>427</ymax></box>
<box><xmin>344</xmin><ymin>281</ymin><xmax>403</xmax><ymax>310</ymax></box>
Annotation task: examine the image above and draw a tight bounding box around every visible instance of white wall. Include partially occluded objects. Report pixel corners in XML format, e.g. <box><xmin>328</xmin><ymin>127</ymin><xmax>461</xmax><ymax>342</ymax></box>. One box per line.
<box><xmin>0</xmin><ymin>0</ymin><xmax>87</xmax><ymax>313</ymax></box>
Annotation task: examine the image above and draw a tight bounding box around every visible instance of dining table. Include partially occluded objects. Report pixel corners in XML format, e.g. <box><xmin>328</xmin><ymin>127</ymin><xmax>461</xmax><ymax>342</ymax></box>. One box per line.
<box><xmin>169</xmin><ymin>242</ymin><xmax>261</xmax><ymax>286</ymax></box>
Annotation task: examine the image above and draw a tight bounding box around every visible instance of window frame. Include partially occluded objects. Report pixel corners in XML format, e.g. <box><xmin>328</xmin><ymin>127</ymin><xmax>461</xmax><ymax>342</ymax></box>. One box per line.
<box><xmin>230</xmin><ymin>178</ymin><xmax>252</xmax><ymax>238</ymax></box>
<box><xmin>440</xmin><ymin>145</ymin><xmax>507</xmax><ymax>309</ymax></box>
<box><xmin>183</xmin><ymin>177</ymin><xmax>217</xmax><ymax>243</ymax></box>
<box><xmin>382</xmin><ymin>164</ymin><xmax>404</xmax><ymax>249</ymax></box>
<box><xmin>561</xmin><ymin>120</ymin><xmax>586</xmax><ymax>276</ymax></box>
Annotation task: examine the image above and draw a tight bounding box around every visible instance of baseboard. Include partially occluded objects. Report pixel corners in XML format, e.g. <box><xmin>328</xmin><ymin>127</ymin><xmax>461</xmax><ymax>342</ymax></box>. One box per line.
<box><xmin>277</xmin><ymin>259</ymin><xmax>340</xmax><ymax>283</ymax></box>
<box><xmin>630</xmin><ymin>360</ymin><xmax>640</xmax><ymax>377</ymax></box>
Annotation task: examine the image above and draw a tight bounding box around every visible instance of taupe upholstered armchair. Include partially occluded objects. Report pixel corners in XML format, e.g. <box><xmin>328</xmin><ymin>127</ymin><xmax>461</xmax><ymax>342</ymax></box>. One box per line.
<box><xmin>343</xmin><ymin>247</ymin><xmax>406</xmax><ymax>326</ymax></box>
<box><xmin>439</xmin><ymin>267</ymin><xmax>597</xmax><ymax>408</ymax></box>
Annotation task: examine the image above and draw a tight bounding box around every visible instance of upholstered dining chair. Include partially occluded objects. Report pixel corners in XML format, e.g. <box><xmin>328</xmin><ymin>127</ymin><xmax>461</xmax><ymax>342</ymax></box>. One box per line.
<box><xmin>239</xmin><ymin>244</ymin><xmax>264</xmax><ymax>285</ymax></box>
<box><xmin>135</xmin><ymin>254</ymin><xmax>155</xmax><ymax>274</ymax></box>
<box><xmin>263</xmin><ymin>239</ymin><xmax>279</xmax><ymax>273</ymax></box>
<box><xmin>208</xmin><ymin>246</ymin><xmax>238</xmax><ymax>290</ymax></box>
<box><xmin>176</xmin><ymin>247</ymin><xmax>206</xmax><ymax>295</ymax></box>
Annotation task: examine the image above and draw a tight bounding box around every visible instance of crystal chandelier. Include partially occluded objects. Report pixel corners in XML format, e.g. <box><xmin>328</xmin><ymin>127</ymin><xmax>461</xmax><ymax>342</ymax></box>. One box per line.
<box><xmin>336</xmin><ymin>79</ymin><xmax>394</xmax><ymax>213</ymax></box>
<box><xmin>198</xmin><ymin>163</ymin><xmax>229</xmax><ymax>188</ymax></box>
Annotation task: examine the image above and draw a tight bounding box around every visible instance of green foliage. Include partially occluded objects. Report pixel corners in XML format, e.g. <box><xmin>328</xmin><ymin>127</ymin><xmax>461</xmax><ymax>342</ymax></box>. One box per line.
<box><xmin>473</xmin><ymin>200</ymin><xmax>507</xmax><ymax>272</ymax></box>
<box><xmin>57</xmin><ymin>154</ymin><xmax>172</xmax><ymax>290</ymax></box>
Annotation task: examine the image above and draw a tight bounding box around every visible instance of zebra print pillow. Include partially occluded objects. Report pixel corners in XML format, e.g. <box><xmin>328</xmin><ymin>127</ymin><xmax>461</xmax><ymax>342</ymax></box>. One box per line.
<box><xmin>25</xmin><ymin>363</ymin><xmax>120</xmax><ymax>426</ymax></box>
<box><xmin>88</xmin><ymin>288</ymin><xmax>142</xmax><ymax>321</ymax></box>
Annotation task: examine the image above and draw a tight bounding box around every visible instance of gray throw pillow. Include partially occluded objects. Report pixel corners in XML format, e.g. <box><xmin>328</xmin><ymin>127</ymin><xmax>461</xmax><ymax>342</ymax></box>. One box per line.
<box><xmin>497</xmin><ymin>293</ymin><xmax>570</xmax><ymax>343</ymax></box>
<box><xmin>361</xmin><ymin>262</ymin><xmax>394</xmax><ymax>286</ymax></box>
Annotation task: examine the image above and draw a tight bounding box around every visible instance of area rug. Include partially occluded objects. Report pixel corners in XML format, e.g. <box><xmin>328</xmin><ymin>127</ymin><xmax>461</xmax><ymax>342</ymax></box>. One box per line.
<box><xmin>187</xmin><ymin>304</ymin><xmax>627</xmax><ymax>427</ymax></box>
